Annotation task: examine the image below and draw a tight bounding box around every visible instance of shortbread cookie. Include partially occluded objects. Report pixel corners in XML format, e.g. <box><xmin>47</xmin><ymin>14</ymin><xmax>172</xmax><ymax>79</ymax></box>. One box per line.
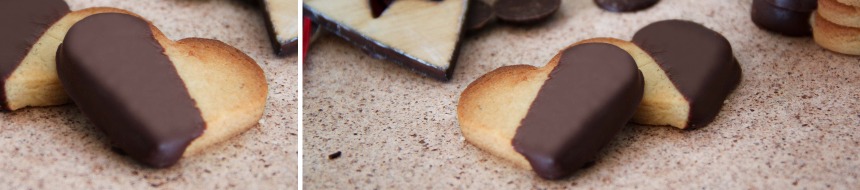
<box><xmin>751</xmin><ymin>0</ymin><xmax>817</xmax><ymax>36</ymax></box>
<box><xmin>261</xmin><ymin>0</ymin><xmax>299</xmax><ymax>55</ymax></box>
<box><xmin>594</xmin><ymin>0</ymin><xmax>660</xmax><ymax>12</ymax></box>
<box><xmin>0</xmin><ymin>0</ymin><xmax>69</xmax><ymax>111</ymax></box>
<box><xmin>57</xmin><ymin>13</ymin><xmax>268</xmax><ymax>168</ymax></box>
<box><xmin>1</xmin><ymin>1</ymin><xmax>132</xmax><ymax>111</ymax></box>
<box><xmin>813</xmin><ymin>12</ymin><xmax>860</xmax><ymax>55</ymax></box>
<box><xmin>631</xmin><ymin>20</ymin><xmax>742</xmax><ymax>129</ymax></box>
<box><xmin>304</xmin><ymin>0</ymin><xmax>466</xmax><ymax>81</ymax></box>
<box><xmin>458</xmin><ymin>42</ymin><xmax>644</xmax><ymax>179</ymax></box>
<box><xmin>837</xmin><ymin>0</ymin><xmax>860</xmax><ymax>7</ymax></box>
<box><xmin>819</xmin><ymin>0</ymin><xmax>860</xmax><ymax>28</ymax></box>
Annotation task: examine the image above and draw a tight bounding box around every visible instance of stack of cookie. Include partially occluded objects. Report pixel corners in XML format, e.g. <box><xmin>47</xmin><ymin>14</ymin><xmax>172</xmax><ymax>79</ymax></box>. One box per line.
<box><xmin>815</xmin><ymin>0</ymin><xmax>860</xmax><ymax>55</ymax></box>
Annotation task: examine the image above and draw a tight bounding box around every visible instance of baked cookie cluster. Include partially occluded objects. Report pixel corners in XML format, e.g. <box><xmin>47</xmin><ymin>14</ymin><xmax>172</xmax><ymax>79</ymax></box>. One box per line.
<box><xmin>1</xmin><ymin>0</ymin><xmax>268</xmax><ymax>168</ymax></box>
<box><xmin>457</xmin><ymin>20</ymin><xmax>742</xmax><ymax>179</ymax></box>
<box><xmin>815</xmin><ymin>0</ymin><xmax>860</xmax><ymax>55</ymax></box>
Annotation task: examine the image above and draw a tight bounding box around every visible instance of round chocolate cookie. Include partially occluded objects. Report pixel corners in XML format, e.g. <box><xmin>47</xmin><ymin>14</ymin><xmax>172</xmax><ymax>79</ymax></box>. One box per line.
<box><xmin>594</xmin><ymin>0</ymin><xmax>660</xmax><ymax>12</ymax></box>
<box><xmin>765</xmin><ymin>0</ymin><xmax>817</xmax><ymax>12</ymax></box>
<box><xmin>751</xmin><ymin>0</ymin><xmax>814</xmax><ymax>36</ymax></box>
<box><xmin>465</xmin><ymin>0</ymin><xmax>494</xmax><ymax>32</ymax></box>
<box><xmin>494</xmin><ymin>0</ymin><xmax>561</xmax><ymax>24</ymax></box>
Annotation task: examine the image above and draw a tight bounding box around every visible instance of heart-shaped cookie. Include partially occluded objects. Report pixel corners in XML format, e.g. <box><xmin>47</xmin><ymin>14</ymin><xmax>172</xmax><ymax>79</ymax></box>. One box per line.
<box><xmin>304</xmin><ymin>0</ymin><xmax>466</xmax><ymax>80</ymax></box>
<box><xmin>630</xmin><ymin>20</ymin><xmax>741</xmax><ymax>129</ymax></box>
<box><xmin>57</xmin><ymin>13</ymin><xmax>268</xmax><ymax>168</ymax></box>
<box><xmin>458</xmin><ymin>41</ymin><xmax>644</xmax><ymax>179</ymax></box>
<box><xmin>0</xmin><ymin>0</ymin><xmax>127</xmax><ymax>111</ymax></box>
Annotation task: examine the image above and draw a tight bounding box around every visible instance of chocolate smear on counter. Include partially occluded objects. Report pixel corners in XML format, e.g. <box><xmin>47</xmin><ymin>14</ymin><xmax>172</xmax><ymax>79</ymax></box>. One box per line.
<box><xmin>0</xmin><ymin>0</ymin><xmax>70</xmax><ymax>110</ymax></box>
<box><xmin>513</xmin><ymin>43</ymin><xmax>644</xmax><ymax>180</ymax></box>
<box><xmin>632</xmin><ymin>20</ymin><xmax>742</xmax><ymax>129</ymax></box>
<box><xmin>57</xmin><ymin>13</ymin><xmax>205</xmax><ymax>168</ymax></box>
<box><xmin>328</xmin><ymin>151</ymin><xmax>342</xmax><ymax>159</ymax></box>
<box><xmin>594</xmin><ymin>0</ymin><xmax>660</xmax><ymax>12</ymax></box>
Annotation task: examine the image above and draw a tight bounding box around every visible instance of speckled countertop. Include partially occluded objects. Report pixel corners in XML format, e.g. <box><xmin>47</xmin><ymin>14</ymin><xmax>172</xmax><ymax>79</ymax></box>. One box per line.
<box><xmin>303</xmin><ymin>0</ymin><xmax>860</xmax><ymax>189</ymax></box>
<box><xmin>0</xmin><ymin>0</ymin><xmax>297</xmax><ymax>189</ymax></box>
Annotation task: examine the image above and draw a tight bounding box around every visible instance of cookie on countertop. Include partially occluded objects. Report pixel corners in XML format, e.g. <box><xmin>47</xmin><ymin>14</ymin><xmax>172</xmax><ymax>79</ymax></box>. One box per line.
<box><xmin>813</xmin><ymin>12</ymin><xmax>860</xmax><ymax>55</ymax></box>
<box><xmin>0</xmin><ymin>0</ymin><xmax>129</xmax><ymax>111</ymax></box>
<box><xmin>819</xmin><ymin>0</ymin><xmax>860</xmax><ymax>28</ymax></box>
<box><xmin>594</xmin><ymin>0</ymin><xmax>661</xmax><ymax>13</ymax></box>
<box><xmin>57</xmin><ymin>13</ymin><xmax>268</xmax><ymax>168</ymax></box>
<box><xmin>304</xmin><ymin>0</ymin><xmax>466</xmax><ymax>81</ymax></box>
<box><xmin>750</xmin><ymin>0</ymin><xmax>818</xmax><ymax>36</ymax></box>
<box><xmin>458</xmin><ymin>41</ymin><xmax>644</xmax><ymax>180</ymax></box>
<box><xmin>631</xmin><ymin>20</ymin><xmax>742</xmax><ymax>129</ymax></box>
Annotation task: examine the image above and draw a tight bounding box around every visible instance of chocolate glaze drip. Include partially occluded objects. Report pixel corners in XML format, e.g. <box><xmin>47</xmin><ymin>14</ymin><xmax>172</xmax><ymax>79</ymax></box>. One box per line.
<box><xmin>513</xmin><ymin>43</ymin><xmax>644</xmax><ymax>180</ymax></box>
<box><xmin>594</xmin><ymin>0</ymin><xmax>660</xmax><ymax>13</ymax></box>
<box><xmin>632</xmin><ymin>20</ymin><xmax>742</xmax><ymax>129</ymax></box>
<box><xmin>751</xmin><ymin>0</ymin><xmax>815</xmax><ymax>36</ymax></box>
<box><xmin>56</xmin><ymin>13</ymin><xmax>205</xmax><ymax>168</ymax></box>
<box><xmin>0</xmin><ymin>0</ymin><xmax>70</xmax><ymax>110</ymax></box>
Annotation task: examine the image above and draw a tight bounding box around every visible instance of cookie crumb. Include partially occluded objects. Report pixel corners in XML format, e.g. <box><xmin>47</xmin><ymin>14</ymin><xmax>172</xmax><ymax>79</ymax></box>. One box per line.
<box><xmin>328</xmin><ymin>151</ymin><xmax>342</xmax><ymax>159</ymax></box>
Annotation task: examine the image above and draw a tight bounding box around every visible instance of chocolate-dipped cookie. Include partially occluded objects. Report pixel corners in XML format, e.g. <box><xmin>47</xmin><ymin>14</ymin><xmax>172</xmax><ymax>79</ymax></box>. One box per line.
<box><xmin>458</xmin><ymin>41</ymin><xmax>644</xmax><ymax>180</ymax></box>
<box><xmin>631</xmin><ymin>20</ymin><xmax>741</xmax><ymax>129</ymax></box>
<box><xmin>260</xmin><ymin>0</ymin><xmax>299</xmax><ymax>56</ymax></box>
<box><xmin>0</xmin><ymin>0</ymin><xmax>69</xmax><ymax>111</ymax></box>
<box><xmin>813</xmin><ymin>12</ymin><xmax>860</xmax><ymax>55</ymax></box>
<box><xmin>819</xmin><ymin>0</ymin><xmax>860</xmax><ymax>28</ymax></box>
<box><xmin>465</xmin><ymin>0</ymin><xmax>494</xmax><ymax>32</ymax></box>
<box><xmin>594</xmin><ymin>0</ymin><xmax>660</xmax><ymax>12</ymax></box>
<box><xmin>750</xmin><ymin>0</ymin><xmax>817</xmax><ymax>36</ymax></box>
<box><xmin>304</xmin><ymin>0</ymin><xmax>466</xmax><ymax>81</ymax></box>
<box><xmin>57</xmin><ymin>13</ymin><xmax>268</xmax><ymax>168</ymax></box>
<box><xmin>494</xmin><ymin>0</ymin><xmax>560</xmax><ymax>24</ymax></box>
<box><xmin>1</xmin><ymin>0</ymin><xmax>144</xmax><ymax>111</ymax></box>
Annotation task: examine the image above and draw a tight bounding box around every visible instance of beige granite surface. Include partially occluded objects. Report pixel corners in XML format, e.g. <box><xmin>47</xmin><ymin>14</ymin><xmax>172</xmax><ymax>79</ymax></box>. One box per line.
<box><xmin>303</xmin><ymin>0</ymin><xmax>860</xmax><ymax>189</ymax></box>
<box><xmin>0</xmin><ymin>0</ymin><xmax>298</xmax><ymax>189</ymax></box>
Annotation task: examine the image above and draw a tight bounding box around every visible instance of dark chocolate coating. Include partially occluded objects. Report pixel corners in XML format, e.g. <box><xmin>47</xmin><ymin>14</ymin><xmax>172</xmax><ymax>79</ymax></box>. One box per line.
<box><xmin>259</xmin><ymin>0</ymin><xmax>298</xmax><ymax>56</ymax></box>
<box><xmin>304</xmin><ymin>4</ymin><xmax>463</xmax><ymax>81</ymax></box>
<box><xmin>0</xmin><ymin>0</ymin><xmax>70</xmax><ymax>110</ymax></box>
<box><xmin>751</xmin><ymin>0</ymin><xmax>814</xmax><ymax>37</ymax></box>
<box><xmin>632</xmin><ymin>20</ymin><xmax>742</xmax><ymax>129</ymax></box>
<box><xmin>765</xmin><ymin>0</ymin><xmax>817</xmax><ymax>12</ymax></box>
<box><xmin>513</xmin><ymin>43</ymin><xmax>644</xmax><ymax>180</ymax></box>
<box><xmin>494</xmin><ymin>0</ymin><xmax>560</xmax><ymax>24</ymax></box>
<box><xmin>594</xmin><ymin>0</ymin><xmax>660</xmax><ymax>12</ymax></box>
<box><xmin>57</xmin><ymin>13</ymin><xmax>205</xmax><ymax>168</ymax></box>
<box><xmin>465</xmin><ymin>0</ymin><xmax>494</xmax><ymax>32</ymax></box>
<box><xmin>370</xmin><ymin>0</ymin><xmax>394</xmax><ymax>18</ymax></box>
